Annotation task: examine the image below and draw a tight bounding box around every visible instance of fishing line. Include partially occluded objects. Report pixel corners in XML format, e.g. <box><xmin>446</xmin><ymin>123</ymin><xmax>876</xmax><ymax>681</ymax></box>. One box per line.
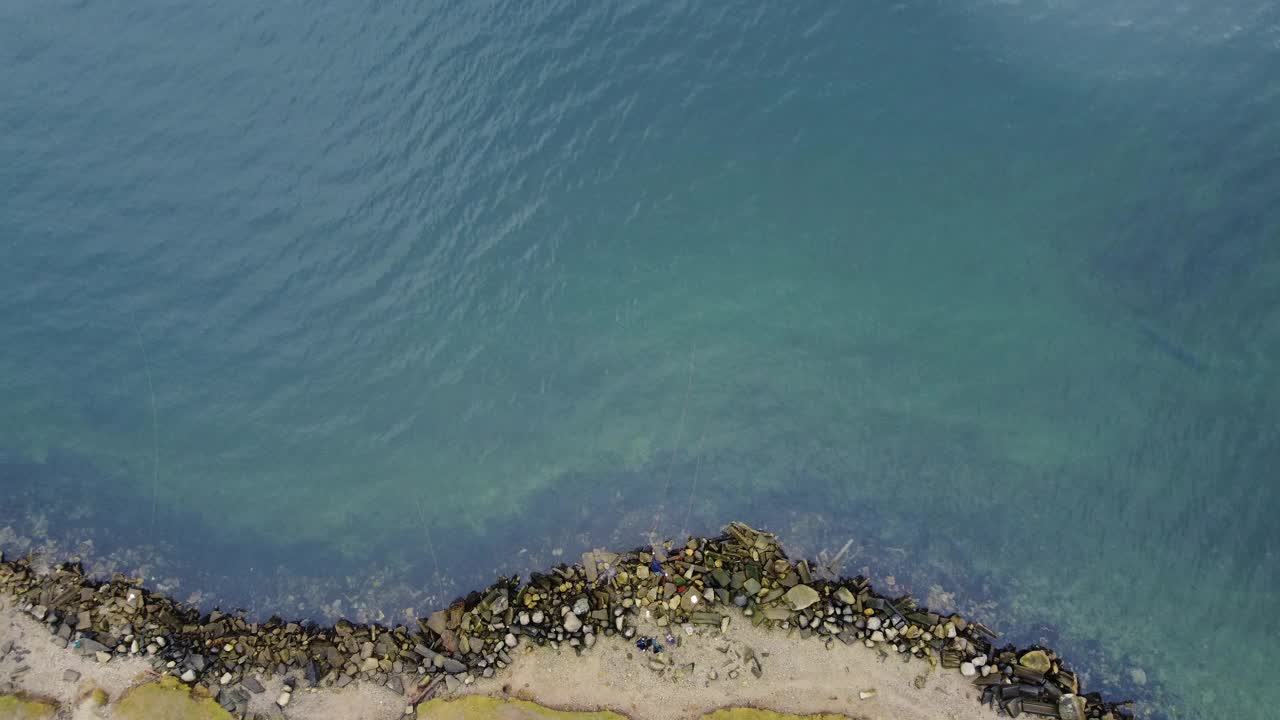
<box><xmin>413</xmin><ymin>491</ymin><xmax>443</xmax><ymax>580</ymax></box>
<box><xmin>125</xmin><ymin>309</ymin><xmax>161</xmax><ymax>544</ymax></box>
<box><xmin>649</xmin><ymin>346</ymin><xmax>696</xmax><ymax>542</ymax></box>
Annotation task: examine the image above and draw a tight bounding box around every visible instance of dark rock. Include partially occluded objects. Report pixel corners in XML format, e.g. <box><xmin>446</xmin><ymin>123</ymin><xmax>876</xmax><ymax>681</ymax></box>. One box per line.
<box><xmin>241</xmin><ymin>676</ymin><xmax>266</xmax><ymax>694</ymax></box>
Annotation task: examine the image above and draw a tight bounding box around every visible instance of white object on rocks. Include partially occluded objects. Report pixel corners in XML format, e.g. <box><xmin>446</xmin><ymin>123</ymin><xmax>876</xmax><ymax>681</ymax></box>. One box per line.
<box><xmin>960</xmin><ymin>662</ymin><xmax>976</xmax><ymax>677</ymax></box>
<box><xmin>562</xmin><ymin>612</ymin><xmax>582</xmax><ymax>633</ymax></box>
<box><xmin>180</xmin><ymin>669</ymin><xmax>197</xmax><ymax>683</ymax></box>
<box><xmin>277</xmin><ymin>691</ymin><xmax>292</xmax><ymax>708</ymax></box>
<box><xmin>867</xmin><ymin>617</ymin><xmax>882</xmax><ymax>630</ymax></box>
<box><xmin>504</xmin><ymin>633</ymin><xmax>517</xmax><ymax>648</ymax></box>
<box><xmin>972</xmin><ymin>654</ymin><xmax>988</xmax><ymax>667</ymax></box>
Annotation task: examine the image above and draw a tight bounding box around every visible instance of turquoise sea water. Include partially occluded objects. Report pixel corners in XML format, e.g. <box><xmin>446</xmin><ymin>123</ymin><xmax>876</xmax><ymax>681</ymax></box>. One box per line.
<box><xmin>3</xmin><ymin>2</ymin><xmax>1279</xmax><ymax>717</ymax></box>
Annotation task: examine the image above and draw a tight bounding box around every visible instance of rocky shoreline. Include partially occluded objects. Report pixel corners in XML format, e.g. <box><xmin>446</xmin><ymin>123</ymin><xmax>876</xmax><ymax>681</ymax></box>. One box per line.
<box><xmin>1</xmin><ymin>522</ymin><xmax>1134</xmax><ymax>719</ymax></box>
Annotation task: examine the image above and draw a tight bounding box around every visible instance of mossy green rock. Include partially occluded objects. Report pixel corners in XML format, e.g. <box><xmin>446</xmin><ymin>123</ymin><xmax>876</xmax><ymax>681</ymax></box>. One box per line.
<box><xmin>114</xmin><ymin>677</ymin><xmax>233</xmax><ymax>720</ymax></box>
<box><xmin>0</xmin><ymin>695</ymin><xmax>57</xmax><ymax>720</ymax></box>
<box><xmin>699</xmin><ymin>711</ymin><xmax>848</xmax><ymax>720</ymax></box>
<box><xmin>417</xmin><ymin>696</ymin><xmax>628</xmax><ymax>719</ymax></box>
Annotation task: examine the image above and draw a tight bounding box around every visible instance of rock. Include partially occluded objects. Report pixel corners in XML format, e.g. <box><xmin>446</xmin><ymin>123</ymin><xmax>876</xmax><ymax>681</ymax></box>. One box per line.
<box><xmin>563</xmin><ymin>612</ymin><xmax>583</xmax><ymax>633</ymax></box>
<box><xmin>1130</xmin><ymin>667</ymin><xmax>1147</xmax><ymax>685</ymax></box>
<box><xmin>241</xmin><ymin>676</ymin><xmax>265</xmax><ymax>694</ymax></box>
<box><xmin>63</xmin><ymin>669</ymin><xmax>81</xmax><ymax>682</ymax></box>
<box><xmin>870</xmin><ymin>631</ymin><xmax>885</xmax><ymax>643</ymax></box>
<box><xmin>95</xmin><ymin>651</ymin><xmax>112</xmax><ymax>664</ymax></box>
<box><xmin>784</xmin><ymin>584</ymin><xmax>820</xmax><ymax>610</ymax></box>
<box><xmin>531</xmin><ymin>611</ymin><xmax>545</xmax><ymax>624</ymax></box>
<box><xmin>336</xmin><ymin>674</ymin><xmax>353</xmax><ymax>688</ymax></box>
<box><xmin>761</xmin><ymin>607</ymin><xmax>791</xmax><ymax>621</ymax></box>
<box><xmin>972</xmin><ymin>654</ymin><xmax>987</xmax><ymax>667</ymax></box>
<box><xmin>960</xmin><ymin>662</ymin><xmax>976</xmax><ymax>677</ymax></box>
<box><xmin>220</xmin><ymin>673</ymin><xmax>233</xmax><ymax>685</ymax></box>
<box><xmin>572</xmin><ymin>598</ymin><xmax>590</xmax><ymax>616</ymax></box>
<box><xmin>442</xmin><ymin>657</ymin><xmax>467</xmax><ymax>674</ymax></box>
<box><xmin>866</xmin><ymin>617</ymin><xmax>882</xmax><ymax>631</ymax></box>
<box><xmin>360</xmin><ymin>657</ymin><xmax>380</xmax><ymax>673</ymax></box>
<box><xmin>1058</xmin><ymin>694</ymin><xmax>1087</xmax><ymax>720</ymax></box>
<box><xmin>504</xmin><ymin>633</ymin><xmax>517</xmax><ymax>648</ymax></box>
<box><xmin>276</xmin><ymin>691</ymin><xmax>291</xmax><ymax>708</ymax></box>
<box><xmin>859</xmin><ymin>689</ymin><xmax>877</xmax><ymax>700</ymax></box>
<box><xmin>518</xmin><ymin>612</ymin><xmax>530</xmax><ymax>626</ymax></box>
<box><xmin>1019</xmin><ymin>650</ymin><xmax>1051</xmax><ymax>674</ymax></box>
<box><xmin>180</xmin><ymin>669</ymin><xmax>197</xmax><ymax>683</ymax></box>
<box><xmin>388</xmin><ymin>675</ymin><xmax>404</xmax><ymax>695</ymax></box>
<box><xmin>834</xmin><ymin>587</ymin><xmax>857</xmax><ymax>605</ymax></box>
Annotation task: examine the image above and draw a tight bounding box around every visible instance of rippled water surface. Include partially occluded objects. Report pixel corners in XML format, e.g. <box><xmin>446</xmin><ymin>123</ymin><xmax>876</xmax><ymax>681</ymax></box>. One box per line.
<box><xmin>4</xmin><ymin>2</ymin><xmax>1279</xmax><ymax>718</ymax></box>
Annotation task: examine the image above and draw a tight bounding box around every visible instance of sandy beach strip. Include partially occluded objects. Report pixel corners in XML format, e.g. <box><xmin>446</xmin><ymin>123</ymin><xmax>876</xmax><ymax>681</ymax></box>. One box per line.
<box><xmin>2</xmin><ymin>595</ymin><xmax>999</xmax><ymax>720</ymax></box>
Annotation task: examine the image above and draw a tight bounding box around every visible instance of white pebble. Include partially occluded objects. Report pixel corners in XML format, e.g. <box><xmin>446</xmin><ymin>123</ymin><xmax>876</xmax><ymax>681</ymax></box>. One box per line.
<box><xmin>960</xmin><ymin>662</ymin><xmax>976</xmax><ymax>677</ymax></box>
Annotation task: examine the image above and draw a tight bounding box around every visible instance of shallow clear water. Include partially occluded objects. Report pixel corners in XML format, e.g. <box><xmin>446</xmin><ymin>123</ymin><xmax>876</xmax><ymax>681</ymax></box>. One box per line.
<box><xmin>3</xmin><ymin>1</ymin><xmax>1279</xmax><ymax>717</ymax></box>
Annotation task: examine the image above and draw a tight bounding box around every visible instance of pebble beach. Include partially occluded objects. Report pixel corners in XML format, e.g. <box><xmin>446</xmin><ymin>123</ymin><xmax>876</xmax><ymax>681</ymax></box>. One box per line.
<box><xmin>0</xmin><ymin>523</ymin><xmax>1132</xmax><ymax>720</ymax></box>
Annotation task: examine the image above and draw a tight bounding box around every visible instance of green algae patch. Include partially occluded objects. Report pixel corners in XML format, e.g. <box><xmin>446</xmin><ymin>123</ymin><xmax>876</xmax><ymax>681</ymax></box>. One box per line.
<box><xmin>417</xmin><ymin>696</ymin><xmax>630</xmax><ymax>719</ymax></box>
<box><xmin>0</xmin><ymin>694</ymin><xmax>57</xmax><ymax>720</ymax></box>
<box><xmin>114</xmin><ymin>677</ymin><xmax>233</xmax><ymax>720</ymax></box>
<box><xmin>699</xmin><ymin>711</ymin><xmax>849</xmax><ymax>720</ymax></box>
